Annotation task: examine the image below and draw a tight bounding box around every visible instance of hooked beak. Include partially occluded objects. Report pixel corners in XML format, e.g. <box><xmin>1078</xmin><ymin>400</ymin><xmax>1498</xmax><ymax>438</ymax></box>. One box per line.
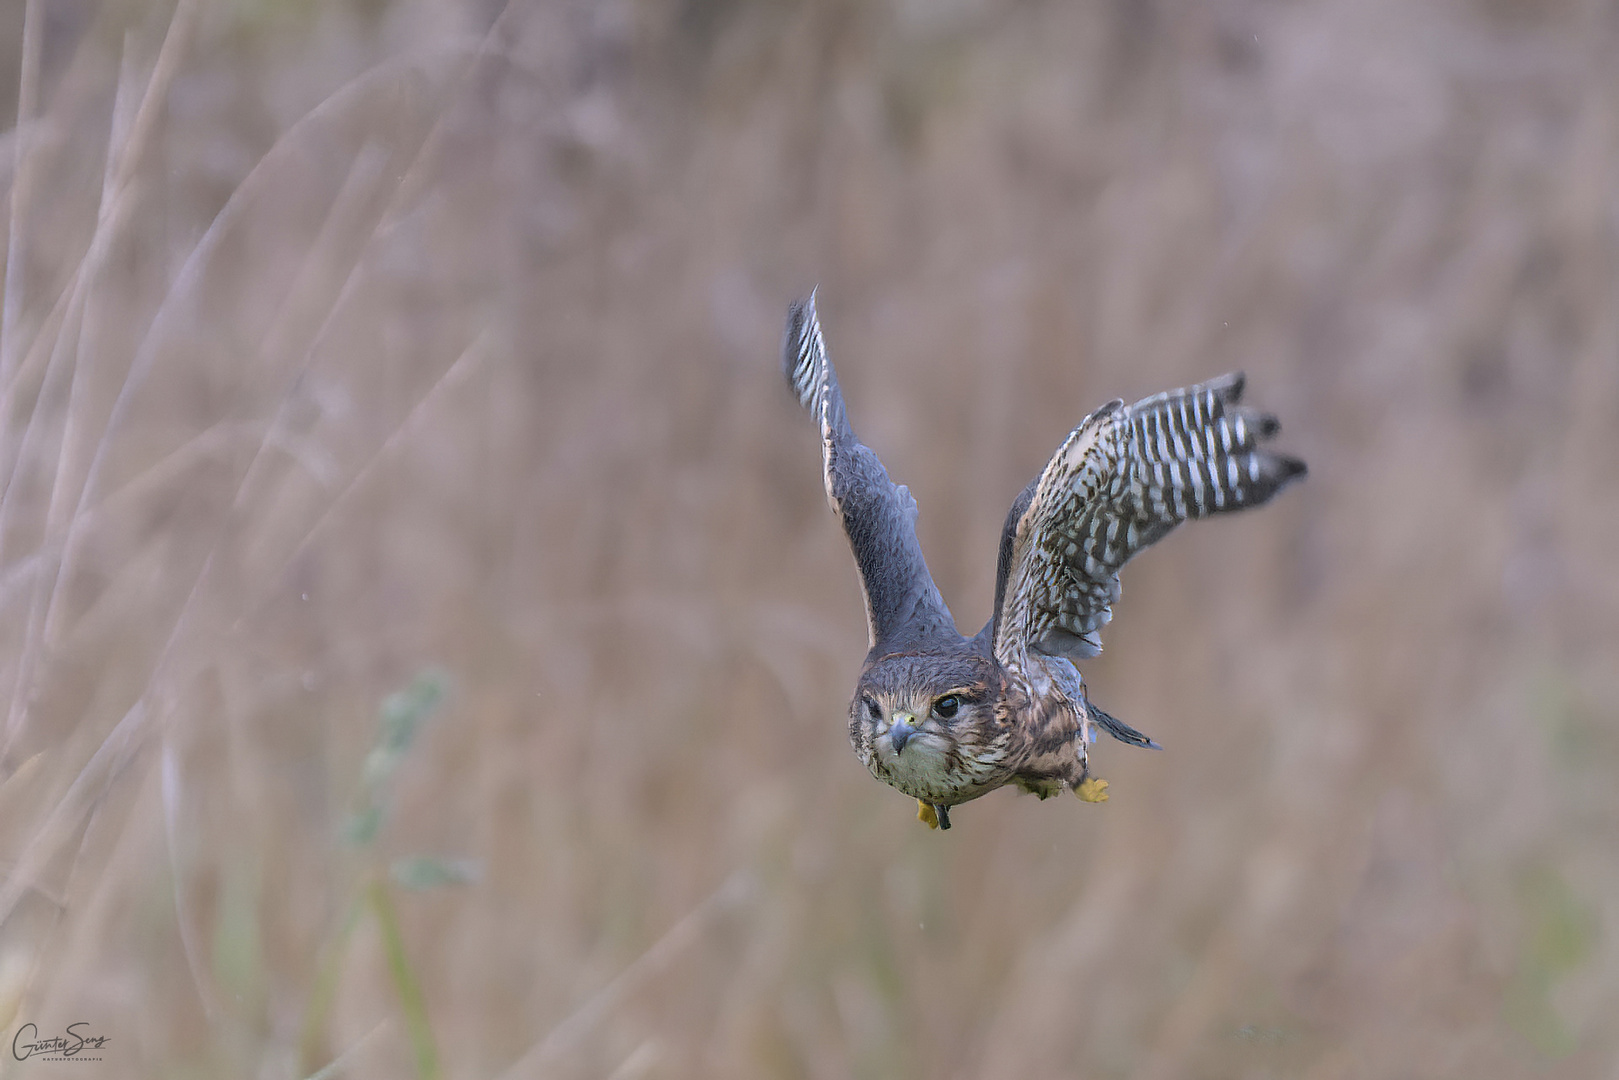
<box><xmin>888</xmin><ymin>712</ymin><xmax>916</xmax><ymax>754</ymax></box>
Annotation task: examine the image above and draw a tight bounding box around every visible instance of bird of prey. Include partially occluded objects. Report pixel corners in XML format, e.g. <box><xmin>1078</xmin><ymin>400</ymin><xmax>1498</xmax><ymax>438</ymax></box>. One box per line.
<box><xmin>783</xmin><ymin>293</ymin><xmax>1305</xmax><ymax>829</ymax></box>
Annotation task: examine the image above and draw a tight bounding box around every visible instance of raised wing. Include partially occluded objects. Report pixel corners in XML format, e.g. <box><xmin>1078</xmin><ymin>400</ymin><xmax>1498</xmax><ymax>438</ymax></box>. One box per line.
<box><xmin>783</xmin><ymin>294</ymin><xmax>957</xmax><ymax>652</ymax></box>
<box><xmin>992</xmin><ymin>373</ymin><xmax>1304</xmax><ymax>669</ymax></box>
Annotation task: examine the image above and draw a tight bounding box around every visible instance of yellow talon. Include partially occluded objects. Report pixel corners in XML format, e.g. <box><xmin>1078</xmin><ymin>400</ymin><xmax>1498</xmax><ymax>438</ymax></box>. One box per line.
<box><xmin>917</xmin><ymin>800</ymin><xmax>940</xmax><ymax>829</ymax></box>
<box><xmin>1075</xmin><ymin>777</ymin><xmax>1110</xmax><ymax>803</ymax></box>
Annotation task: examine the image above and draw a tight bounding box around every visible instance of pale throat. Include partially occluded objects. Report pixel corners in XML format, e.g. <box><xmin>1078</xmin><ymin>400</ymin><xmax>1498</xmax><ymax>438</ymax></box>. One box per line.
<box><xmin>877</xmin><ymin>727</ymin><xmax>952</xmax><ymax>792</ymax></box>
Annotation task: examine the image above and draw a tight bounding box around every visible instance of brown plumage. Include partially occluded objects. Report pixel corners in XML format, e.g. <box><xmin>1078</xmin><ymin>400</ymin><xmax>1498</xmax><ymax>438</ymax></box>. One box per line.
<box><xmin>783</xmin><ymin>293</ymin><xmax>1305</xmax><ymax>829</ymax></box>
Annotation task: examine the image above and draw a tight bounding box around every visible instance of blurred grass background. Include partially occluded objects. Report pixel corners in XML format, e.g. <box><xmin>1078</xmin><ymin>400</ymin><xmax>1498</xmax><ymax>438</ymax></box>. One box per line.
<box><xmin>0</xmin><ymin>0</ymin><xmax>1616</xmax><ymax>1077</ymax></box>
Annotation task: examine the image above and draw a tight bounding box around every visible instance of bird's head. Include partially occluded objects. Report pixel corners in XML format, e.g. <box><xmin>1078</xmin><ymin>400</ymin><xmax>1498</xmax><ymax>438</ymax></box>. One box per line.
<box><xmin>847</xmin><ymin>652</ymin><xmax>1006</xmax><ymax>796</ymax></box>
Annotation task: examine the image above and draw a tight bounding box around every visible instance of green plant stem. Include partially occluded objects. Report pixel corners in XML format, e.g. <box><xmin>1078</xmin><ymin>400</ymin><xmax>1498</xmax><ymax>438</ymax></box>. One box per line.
<box><xmin>368</xmin><ymin>876</ymin><xmax>441</xmax><ymax>1080</ymax></box>
<box><xmin>298</xmin><ymin>894</ymin><xmax>364</xmax><ymax>1075</ymax></box>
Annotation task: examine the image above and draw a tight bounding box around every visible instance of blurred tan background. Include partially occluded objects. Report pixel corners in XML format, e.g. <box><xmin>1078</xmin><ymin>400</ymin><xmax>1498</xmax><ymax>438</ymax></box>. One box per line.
<box><xmin>0</xmin><ymin>0</ymin><xmax>1616</xmax><ymax>1077</ymax></box>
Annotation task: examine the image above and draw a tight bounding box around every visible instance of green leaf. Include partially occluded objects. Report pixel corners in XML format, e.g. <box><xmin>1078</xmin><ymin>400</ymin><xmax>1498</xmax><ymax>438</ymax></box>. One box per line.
<box><xmin>346</xmin><ymin>668</ymin><xmax>454</xmax><ymax>847</ymax></box>
<box><xmin>343</xmin><ymin>803</ymin><xmax>384</xmax><ymax>848</ymax></box>
<box><xmin>390</xmin><ymin>855</ymin><xmax>483</xmax><ymax>890</ymax></box>
<box><xmin>1504</xmin><ymin>864</ymin><xmax>1598</xmax><ymax>1059</ymax></box>
<box><xmin>378</xmin><ymin>669</ymin><xmax>451</xmax><ymax>755</ymax></box>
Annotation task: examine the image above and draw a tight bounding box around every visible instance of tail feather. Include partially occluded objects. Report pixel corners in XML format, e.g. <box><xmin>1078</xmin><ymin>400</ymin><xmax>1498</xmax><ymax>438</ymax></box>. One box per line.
<box><xmin>1087</xmin><ymin>700</ymin><xmax>1162</xmax><ymax>750</ymax></box>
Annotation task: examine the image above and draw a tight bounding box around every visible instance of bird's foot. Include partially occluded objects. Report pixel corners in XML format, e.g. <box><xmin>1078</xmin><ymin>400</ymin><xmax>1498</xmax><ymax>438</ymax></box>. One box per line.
<box><xmin>1075</xmin><ymin>777</ymin><xmax>1110</xmax><ymax>803</ymax></box>
<box><xmin>917</xmin><ymin>800</ymin><xmax>939</xmax><ymax>829</ymax></box>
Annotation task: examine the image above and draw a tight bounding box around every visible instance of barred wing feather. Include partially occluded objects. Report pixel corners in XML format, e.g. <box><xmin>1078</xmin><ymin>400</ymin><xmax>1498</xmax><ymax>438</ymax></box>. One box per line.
<box><xmin>783</xmin><ymin>294</ymin><xmax>957</xmax><ymax>652</ymax></box>
<box><xmin>993</xmin><ymin>373</ymin><xmax>1304</xmax><ymax>669</ymax></box>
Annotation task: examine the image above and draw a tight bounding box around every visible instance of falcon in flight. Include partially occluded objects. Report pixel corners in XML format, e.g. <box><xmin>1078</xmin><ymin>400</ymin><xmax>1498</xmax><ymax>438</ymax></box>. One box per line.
<box><xmin>783</xmin><ymin>293</ymin><xmax>1305</xmax><ymax>829</ymax></box>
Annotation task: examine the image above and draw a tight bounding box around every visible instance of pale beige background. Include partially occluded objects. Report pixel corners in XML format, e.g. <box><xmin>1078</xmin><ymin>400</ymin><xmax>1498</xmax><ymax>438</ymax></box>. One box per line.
<box><xmin>0</xmin><ymin>0</ymin><xmax>1615</xmax><ymax>1077</ymax></box>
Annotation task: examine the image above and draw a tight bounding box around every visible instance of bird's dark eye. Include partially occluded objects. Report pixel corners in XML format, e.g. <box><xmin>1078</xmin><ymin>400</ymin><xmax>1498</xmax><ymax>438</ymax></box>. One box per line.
<box><xmin>865</xmin><ymin>698</ymin><xmax>882</xmax><ymax>721</ymax></box>
<box><xmin>932</xmin><ymin>695</ymin><xmax>960</xmax><ymax>720</ymax></box>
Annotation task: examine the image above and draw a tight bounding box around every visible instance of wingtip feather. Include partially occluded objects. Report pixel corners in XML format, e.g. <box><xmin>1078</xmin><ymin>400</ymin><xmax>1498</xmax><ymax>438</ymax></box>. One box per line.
<box><xmin>782</xmin><ymin>290</ymin><xmax>824</xmax><ymax>409</ymax></box>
